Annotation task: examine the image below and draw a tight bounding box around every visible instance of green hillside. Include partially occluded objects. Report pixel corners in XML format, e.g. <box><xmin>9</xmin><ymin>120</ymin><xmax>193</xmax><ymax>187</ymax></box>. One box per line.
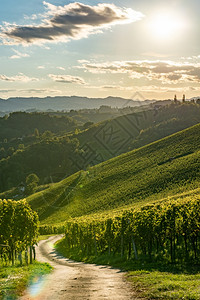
<box><xmin>1</xmin><ymin>102</ymin><xmax>200</xmax><ymax>194</ymax></box>
<box><xmin>27</xmin><ymin>122</ymin><xmax>200</xmax><ymax>224</ymax></box>
<box><xmin>0</xmin><ymin>111</ymin><xmax>77</xmax><ymax>141</ymax></box>
<box><xmin>0</xmin><ymin>137</ymin><xmax>81</xmax><ymax>192</ymax></box>
<box><xmin>74</xmin><ymin>102</ymin><xmax>200</xmax><ymax>160</ymax></box>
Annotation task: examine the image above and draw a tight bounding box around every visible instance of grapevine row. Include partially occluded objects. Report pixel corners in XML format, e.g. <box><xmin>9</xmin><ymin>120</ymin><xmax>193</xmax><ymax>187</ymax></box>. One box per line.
<box><xmin>0</xmin><ymin>199</ymin><xmax>39</xmax><ymax>265</ymax></box>
<box><xmin>64</xmin><ymin>197</ymin><xmax>200</xmax><ymax>263</ymax></box>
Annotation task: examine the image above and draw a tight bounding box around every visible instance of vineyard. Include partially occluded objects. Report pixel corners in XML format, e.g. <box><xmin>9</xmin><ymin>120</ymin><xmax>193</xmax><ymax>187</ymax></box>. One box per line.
<box><xmin>27</xmin><ymin>122</ymin><xmax>200</xmax><ymax>225</ymax></box>
<box><xmin>1</xmin><ymin>118</ymin><xmax>200</xmax><ymax>299</ymax></box>
<box><xmin>62</xmin><ymin>196</ymin><xmax>200</xmax><ymax>263</ymax></box>
<box><xmin>0</xmin><ymin>199</ymin><xmax>39</xmax><ymax>266</ymax></box>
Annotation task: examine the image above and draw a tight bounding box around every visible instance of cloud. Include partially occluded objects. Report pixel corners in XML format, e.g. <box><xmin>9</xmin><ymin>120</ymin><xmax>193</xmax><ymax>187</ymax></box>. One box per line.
<box><xmin>77</xmin><ymin>60</ymin><xmax>200</xmax><ymax>84</ymax></box>
<box><xmin>19</xmin><ymin>88</ymin><xmax>61</xmax><ymax>94</ymax></box>
<box><xmin>85</xmin><ymin>84</ymin><xmax>133</xmax><ymax>91</ymax></box>
<box><xmin>0</xmin><ymin>2</ymin><xmax>144</xmax><ymax>45</ymax></box>
<box><xmin>0</xmin><ymin>89</ymin><xmax>15</xmax><ymax>93</ymax></box>
<box><xmin>0</xmin><ymin>88</ymin><xmax>61</xmax><ymax>95</ymax></box>
<box><xmin>77</xmin><ymin>61</ymin><xmax>150</xmax><ymax>74</ymax></box>
<box><xmin>49</xmin><ymin>74</ymin><xmax>86</xmax><ymax>84</ymax></box>
<box><xmin>24</xmin><ymin>14</ymin><xmax>38</xmax><ymax>21</ymax></box>
<box><xmin>0</xmin><ymin>73</ymin><xmax>38</xmax><ymax>82</ymax></box>
<box><xmin>180</xmin><ymin>55</ymin><xmax>200</xmax><ymax>61</ymax></box>
<box><xmin>57</xmin><ymin>66</ymin><xmax>65</xmax><ymax>70</ymax></box>
<box><xmin>37</xmin><ymin>65</ymin><xmax>45</xmax><ymax>69</ymax></box>
<box><xmin>133</xmin><ymin>85</ymin><xmax>200</xmax><ymax>94</ymax></box>
<box><xmin>142</xmin><ymin>52</ymin><xmax>172</xmax><ymax>58</ymax></box>
<box><xmin>9</xmin><ymin>49</ymin><xmax>30</xmax><ymax>59</ymax></box>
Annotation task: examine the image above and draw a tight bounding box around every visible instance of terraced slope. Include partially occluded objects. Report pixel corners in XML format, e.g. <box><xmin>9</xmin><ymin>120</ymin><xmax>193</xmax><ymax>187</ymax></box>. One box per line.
<box><xmin>27</xmin><ymin>123</ymin><xmax>200</xmax><ymax>224</ymax></box>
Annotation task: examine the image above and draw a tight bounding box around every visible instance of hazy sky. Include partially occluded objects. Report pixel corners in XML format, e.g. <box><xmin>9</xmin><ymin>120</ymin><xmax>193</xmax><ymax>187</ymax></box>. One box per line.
<box><xmin>0</xmin><ymin>0</ymin><xmax>200</xmax><ymax>100</ymax></box>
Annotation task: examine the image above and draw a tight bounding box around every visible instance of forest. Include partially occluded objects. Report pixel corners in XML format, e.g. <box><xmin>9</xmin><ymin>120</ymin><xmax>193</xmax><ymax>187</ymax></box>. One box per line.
<box><xmin>1</xmin><ymin>102</ymin><xmax>200</xmax><ymax>197</ymax></box>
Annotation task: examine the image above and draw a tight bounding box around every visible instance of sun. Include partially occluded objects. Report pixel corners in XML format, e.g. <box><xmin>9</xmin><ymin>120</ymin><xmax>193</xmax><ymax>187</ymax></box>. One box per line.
<box><xmin>149</xmin><ymin>11</ymin><xmax>186</xmax><ymax>41</ymax></box>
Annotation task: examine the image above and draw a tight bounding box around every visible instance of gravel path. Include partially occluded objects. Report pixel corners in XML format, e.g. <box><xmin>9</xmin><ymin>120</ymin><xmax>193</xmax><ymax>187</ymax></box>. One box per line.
<box><xmin>21</xmin><ymin>235</ymin><xmax>141</xmax><ymax>300</ymax></box>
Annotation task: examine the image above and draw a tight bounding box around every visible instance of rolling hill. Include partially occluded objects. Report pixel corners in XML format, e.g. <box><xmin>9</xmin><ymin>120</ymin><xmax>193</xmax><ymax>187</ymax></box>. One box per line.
<box><xmin>73</xmin><ymin>102</ymin><xmax>200</xmax><ymax>161</ymax></box>
<box><xmin>27</xmin><ymin>122</ymin><xmax>200</xmax><ymax>225</ymax></box>
<box><xmin>0</xmin><ymin>102</ymin><xmax>200</xmax><ymax>195</ymax></box>
<box><xmin>0</xmin><ymin>111</ymin><xmax>77</xmax><ymax>141</ymax></box>
<box><xmin>0</xmin><ymin>96</ymin><xmax>154</xmax><ymax>112</ymax></box>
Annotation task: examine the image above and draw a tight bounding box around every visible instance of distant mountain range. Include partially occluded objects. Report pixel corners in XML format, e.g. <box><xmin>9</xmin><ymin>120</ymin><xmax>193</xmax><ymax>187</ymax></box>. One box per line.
<box><xmin>0</xmin><ymin>96</ymin><xmax>155</xmax><ymax>112</ymax></box>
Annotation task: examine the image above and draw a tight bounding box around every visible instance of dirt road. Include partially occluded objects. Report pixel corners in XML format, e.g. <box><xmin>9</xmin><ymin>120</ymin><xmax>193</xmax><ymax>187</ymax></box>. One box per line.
<box><xmin>21</xmin><ymin>235</ymin><xmax>141</xmax><ymax>300</ymax></box>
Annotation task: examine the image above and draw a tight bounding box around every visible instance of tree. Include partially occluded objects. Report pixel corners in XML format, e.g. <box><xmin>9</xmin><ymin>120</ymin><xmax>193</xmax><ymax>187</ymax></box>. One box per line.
<box><xmin>42</xmin><ymin>130</ymin><xmax>53</xmax><ymax>140</ymax></box>
<box><xmin>34</xmin><ymin>128</ymin><xmax>39</xmax><ymax>138</ymax></box>
<box><xmin>75</xmin><ymin>128</ymin><xmax>80</xmax><ymax>135</ymax></box>
<box><xmin>196</xmin><ymin>98</ymin><xmax>200</xmax><ymax>105</ymax></box>
<box><xmin>26</xmin><ymin>173</ymin><xmax>39</xmax><ymax>195</ymax></box>
<box><xmin>83</xmin><ymin>121</ymin><xmax>94</xmax><ymax>129</ymax></box>
<box><xmin>18</xmin><ymin>144</ymin><xmax>25</xmax><ymax>150</ymax></box>
<box><xmin>7</xmin><ymin>147</ymin><xmax>15</xmax><ymax>156</ymax></box>
<box><xmin>26</xmin><ymin>173</ymin><xmax>39</xmax><ymax>186</ymax></box>
<box><xmin>0</xmin><ymin>147</ymin><xmax>6</xmax><ymax>159</ymax></box>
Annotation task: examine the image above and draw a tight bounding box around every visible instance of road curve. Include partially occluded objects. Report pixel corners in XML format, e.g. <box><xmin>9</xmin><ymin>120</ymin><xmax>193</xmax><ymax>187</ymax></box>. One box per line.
<box><xmin>21</xmin><ymin>235</ymin><xmax>141</xmax><ymax>300</ymax></box>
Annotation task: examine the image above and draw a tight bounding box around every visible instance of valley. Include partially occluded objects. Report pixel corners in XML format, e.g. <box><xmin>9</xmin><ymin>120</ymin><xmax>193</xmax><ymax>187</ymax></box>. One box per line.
<box><xmin>1</xmin><ymin>100</ymin><xmax>200</xmax><ymax>300</ymax></box>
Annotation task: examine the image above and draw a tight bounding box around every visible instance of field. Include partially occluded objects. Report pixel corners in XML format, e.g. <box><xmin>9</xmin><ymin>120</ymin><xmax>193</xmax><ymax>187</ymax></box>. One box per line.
<box><xmin>27</xmin><ymin>123</ymin><xmax>200</xmax><ymax>225</ymax></box>
<box><xmin>29</xmin><ymin>121</ymin><xmax>200</xmax><ymax>299</ymax></box>
<box><xmin>1</xmin><ymin>114</ymin><xmax>200</xmax><ymax>300</ymax></box>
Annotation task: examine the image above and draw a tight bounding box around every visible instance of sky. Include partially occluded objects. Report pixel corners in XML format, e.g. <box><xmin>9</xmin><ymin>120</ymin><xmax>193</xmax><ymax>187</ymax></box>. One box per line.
<box><xmin>0</xmin><ymin>0</ymin><xmax>200</xmax><ymax>100</ymax></box>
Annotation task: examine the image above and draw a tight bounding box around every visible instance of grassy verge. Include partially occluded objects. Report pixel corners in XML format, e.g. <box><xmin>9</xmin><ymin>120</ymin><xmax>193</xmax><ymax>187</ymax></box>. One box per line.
<box><xmin>0</xmin><ymin>261</ymin><xmax>52</xmax><ymax>300</ymax></box>
<box><xmin>56</xmin><ymin>238</ymin><xmax>200</xmax><ymax>300</ymax></box>
<box><xmin>127</xmin><ymin>270</ymin><xmax>200</xmax><ymax>300</ymax></box>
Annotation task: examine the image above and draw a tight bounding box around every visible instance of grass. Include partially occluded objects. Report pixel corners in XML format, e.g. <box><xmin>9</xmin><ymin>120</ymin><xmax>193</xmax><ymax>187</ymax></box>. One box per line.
<box><xmin>56</xmin><ymin>238</ymin><xmax>200</xmax><ymax>300</ymax></box>
<box><xmin>49</xmin><ymin>186</ymin><xmax>200</xmax><ymax>226</ymax></box>
<box><xmin>27</xmin><ymin>123</ymin><xmax>200</xmax><ymax>225</ymax></box>
<box><xmin>127</xmin><ymin>270</ymin><xmax>200</xmax><ymax>299</ymax></box>
<box><xmin>0</xmin><ymin>261</ymin><xmax>52</xmax><ymax>300</ymax></box>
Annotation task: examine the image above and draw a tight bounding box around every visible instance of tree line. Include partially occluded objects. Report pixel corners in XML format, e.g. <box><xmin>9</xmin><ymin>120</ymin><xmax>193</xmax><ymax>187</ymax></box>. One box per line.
<box><xmin>0</xmin><ymin>111</ymin><xmax>77</xmax><ymax>141</ymax></box>
<box><xmin>0</xmin><ymin>137</ymin><xmax>82</xmax><ymax>192</ymax></box>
